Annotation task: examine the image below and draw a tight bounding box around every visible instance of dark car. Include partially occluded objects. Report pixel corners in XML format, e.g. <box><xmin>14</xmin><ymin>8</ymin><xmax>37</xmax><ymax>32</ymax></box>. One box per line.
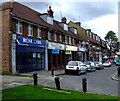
<box><xmin>84</xmin><ymin>61</ymin><xmax>96</xmax><ymax>72</ymax></box>
<box><xmin>93</xmin><ymin>61</ymin><xmax>103</xmax><ymax>70</ymax></box>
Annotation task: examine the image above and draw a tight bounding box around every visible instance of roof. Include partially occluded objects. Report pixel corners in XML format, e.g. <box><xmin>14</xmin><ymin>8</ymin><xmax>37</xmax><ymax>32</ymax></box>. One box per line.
<box><xmin>2</xmin><ymin>1</ymin><xmax>79</xmax><ymax>38</ymax></box>
<box><xmin>68</xmin><ymin>21</ymin><xmax>88</xmax><ymax>41</ymax></box>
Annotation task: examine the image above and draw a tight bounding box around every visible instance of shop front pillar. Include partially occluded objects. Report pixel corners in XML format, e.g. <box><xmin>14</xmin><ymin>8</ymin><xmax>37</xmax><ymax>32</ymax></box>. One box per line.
<box><xmin>12</xmin><ymin>33</ymin><xmax>16</xmax><ymax>74</ymax></box>
<box><xmin>45</xmin><ymin>47</ymin><xmax>48</xmax><ymax>70</ymax></box>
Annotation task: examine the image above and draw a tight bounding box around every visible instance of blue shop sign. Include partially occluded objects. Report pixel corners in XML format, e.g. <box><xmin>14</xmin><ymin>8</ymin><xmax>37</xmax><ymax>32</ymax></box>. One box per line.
<box><xmin>52</xmin><ymin>49</ymin><xmax>59</xmax><ymax>54</ymax></box>
<box><xmin>17</xmin><ymin>35</ymin><xmax>45</xmax><ymax>48</ymax></box>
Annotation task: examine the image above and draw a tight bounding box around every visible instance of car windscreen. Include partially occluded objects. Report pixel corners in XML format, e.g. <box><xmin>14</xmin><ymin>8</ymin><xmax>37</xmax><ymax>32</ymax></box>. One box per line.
<box><xmin>68</xmin><ymin>62</ymin><xmax>78</xmax><ymax>66</ymax></box>
<box><xmin>85</xmin><ymin>62</ymin><xmax>91</xmax><ymax>65</ymax></box>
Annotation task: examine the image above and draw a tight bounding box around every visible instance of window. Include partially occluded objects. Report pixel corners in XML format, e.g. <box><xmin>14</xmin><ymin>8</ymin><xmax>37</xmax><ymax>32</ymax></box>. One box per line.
<box><xmin>86</xmin><ymin>31</ymin><xmax>89</xmax><ymax>36</ymax></box>
<box><xmin>54</xmin><ymin>33</ymin><xmax>57</xmax><ymax>41</ymax></box>
<box><xmin>48</xmin><ymin>31</ymin><xmax>51</xmax><ymax>40</ymax></box>
<box><xmin>96</xmin><ymin>36</ymin><xmax>97</xmax><ymax>40</ymax></box>
<box><xmin>60</xmin><ymin>34</ymin><xmax>62</xmax><ymax>42</ymax></box>
<box><xmin>74</xmin><ymin>29</ymin><xmax>77</xmax><ymax>34</ymax></box>
<box><xmin>69</xmin><ymin>37</ymin><xmax>71</xmax><ymax>44</ymax></box>
<box><xmin>93</xmin><ymin>34</ymin><xmax>95</xmax><ymax>39</ymax></box>
<box><xmin>89</xmin><ymin>32</ymin><xmax>92</xmax><ymax>38</ymax></box>
<box><xmin>47</xmin><ymin>16</ymin><xmax>53</xmax><ymax>25</ymax></box>
<box><xmin>28</xmin><ymin>24</ymin><xmax>33</xmax><ymax>36</ymax></box>
<box><xmin>73</xmin><ymin>38</ymin><xmax>75</xmax><ymax>45</ymax></box>
<box><xmin>65</xmin><ymin>36</ymin><xmax>67</xmax><ymax>44</ymax></box>
<box><xmin>64</xmin><ymin>24</ymin><xmax>68</xmax><ymax>31</ymax></box>
<box><xmin>37</xmin><ymin>28</ymin><xmax>41</xmax><ymax>38</ymax></box>
<box><xmin>16</xmin><ymin>21</ymin><xmax>23</xmax><ymax>34</ymax></box>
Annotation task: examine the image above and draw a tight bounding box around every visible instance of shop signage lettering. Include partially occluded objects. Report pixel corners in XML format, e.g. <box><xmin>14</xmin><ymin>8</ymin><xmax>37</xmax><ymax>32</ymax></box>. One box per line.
<box><xmin>78</xmin><ymin>47</ymin><xmax>88</xmax><ymax>52</ymax></box>
<box><xmin>17</xmin><ymin>35</ymin><xmax>45</xmax><ymax>48</ymax></box>
<box><xmin>48</xmin><ymin>42</ymin><xmax>65</xmax><ymax>50</ymax></box>
<box><xmin>66</xmin><ymin>45</ymin><xmax>77</xmax><ymax>51</ymax></box>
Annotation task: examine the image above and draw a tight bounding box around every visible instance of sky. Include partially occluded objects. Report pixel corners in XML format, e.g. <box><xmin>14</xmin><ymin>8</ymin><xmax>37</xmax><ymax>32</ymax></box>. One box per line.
<box><xmin>1</xmin><ymin>0</ymin><xmax>119</xmax><ymax>40</ymax></box>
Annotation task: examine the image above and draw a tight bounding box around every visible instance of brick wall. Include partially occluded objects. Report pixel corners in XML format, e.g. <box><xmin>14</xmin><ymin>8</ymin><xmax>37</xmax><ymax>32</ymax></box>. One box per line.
<box><xmin>0</xmin><ymin>10</ymin><xmax>2</xmax><ymax>73</ymax></box>
<box><xmin>2</xmin><ymin>9</ymin><xmax>12</xmax><ymax>73</ymax></box>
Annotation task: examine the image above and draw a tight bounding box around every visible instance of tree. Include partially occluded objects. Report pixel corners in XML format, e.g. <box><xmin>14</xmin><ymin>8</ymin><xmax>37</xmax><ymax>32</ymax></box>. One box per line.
<box><xmin>105</xmin><ymin>31</ymin><xmax>120</xmax><ymax>57</ymax></box>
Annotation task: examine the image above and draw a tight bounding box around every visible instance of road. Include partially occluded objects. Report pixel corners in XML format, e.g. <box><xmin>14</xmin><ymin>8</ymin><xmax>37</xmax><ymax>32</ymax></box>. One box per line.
<box><xmin>48</xmin><ymin>64</ymin><xmax>119</xmax><ymax>96</ymax></box>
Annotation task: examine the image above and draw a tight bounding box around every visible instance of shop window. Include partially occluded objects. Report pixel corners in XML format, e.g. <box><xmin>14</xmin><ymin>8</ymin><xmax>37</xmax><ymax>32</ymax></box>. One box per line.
<box><xmin>60</xmin><ymin>34</ymin><xmax>62</xmax><ymax>42</ymax></box>
<box><xmin>16</xmin><ymin>21</ymin><xmax>23</xmax><ymax>34</ymax></box>
<box><xmin>54</xmin><ymin>33</ymin><xmax>57</xmax><ymax>42</ymax></box>
<box><xmin>28</xmin><ymin>24</ymin><xmax>33</xmax><ymax>36</ymax></box>
<box><xmin>37</xmin><ymin>28</ymin><xmax>41</xmax><ymax>38</ymax></box>
<box><xmin>48</xmin><ymin>31</ymin><xmax>51</xmax><ymax>40</ymax></box>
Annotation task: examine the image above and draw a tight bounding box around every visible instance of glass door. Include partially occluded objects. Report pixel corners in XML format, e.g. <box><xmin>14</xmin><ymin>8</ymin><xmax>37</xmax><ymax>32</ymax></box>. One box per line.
<box><xmin>32</xmin><ymin>53</ymin><xmax>37</xmax><ymax>71</ymax></box>
<box><xmin>37</xmin><ymin>53</ymin><xmax>42</xmax><ymax>70</ymax></box>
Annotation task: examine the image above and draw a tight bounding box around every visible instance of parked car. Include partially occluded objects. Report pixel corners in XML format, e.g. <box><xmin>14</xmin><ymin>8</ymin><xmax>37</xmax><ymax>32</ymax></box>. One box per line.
<box><xmin>103</xmin><ymin>61</ymin><xmax>111</xmax><ymax>67</ymax></box>
<box><xmin>84</xmin><ymin>61</ymin><xmax>96</xmax><ymax>72</ymax></box>
<box><xmin>116</xmin><ymin>59</ymin><xmax>120</xmax><ymax>66</ymax></box>
<box><xmin>93</xmin><ymin>61</ymin><xmax>104</xmax><ymax>70</ymax></box>
<box><xmin>65</xmin><ymin>61</ymin><xmax>87</xmax><ymax>75</ymax></box>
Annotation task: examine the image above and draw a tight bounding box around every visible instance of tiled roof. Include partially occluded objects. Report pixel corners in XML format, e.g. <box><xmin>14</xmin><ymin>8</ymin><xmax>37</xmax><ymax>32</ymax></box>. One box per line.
<box><xmin>2</xmin><ymin>1</ymin><xmax>79</xmax><ymax>38</ymax></box>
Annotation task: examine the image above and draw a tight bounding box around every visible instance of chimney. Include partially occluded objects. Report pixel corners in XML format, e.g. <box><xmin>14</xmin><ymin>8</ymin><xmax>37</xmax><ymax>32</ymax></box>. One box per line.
<box><xmin>61</xmin><ymin>17</ymin><xmax>67</xmax><ymax>23</ymax></box>
<box><xmin>75</xmin><ymin>22</ymin><xmax>81</xmax><ymax>27</ymax></box>
<box><xmin>47</xmin><ymin>6</ymin><xmax>54</xmax><ymax>17</ymax></box>
<box><xmin>87</xmin><ymin>29</ymin><xmax>91</xmax><ymax>32</ymax></box>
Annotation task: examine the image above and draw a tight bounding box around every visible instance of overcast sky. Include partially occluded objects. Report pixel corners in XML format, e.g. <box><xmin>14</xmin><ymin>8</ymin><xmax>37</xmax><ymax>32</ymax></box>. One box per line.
<box><xmin>1</xmin><ymin>0</ymin><xmax>119</xmax><ymax>40</ymax></box>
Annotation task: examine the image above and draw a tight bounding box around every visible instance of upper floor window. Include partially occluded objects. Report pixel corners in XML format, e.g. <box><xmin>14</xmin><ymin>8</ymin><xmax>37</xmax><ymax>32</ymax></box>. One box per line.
<box><xmin>48</xmin><ymin>31</ymin><xmax>51</xmax><ymax>40</ymax></box>
<box><xmin>47</xmin><ymin>16</ymin><xmax>53</xmax><ymax>25</ymax></box>
<box><xmin>86</xmin><ymin>31</ymin><xmax>89</xmax><ymax>36</ymax></box>
<box><xmin>65</xmin><ymin>36</ymin><xmax>67</xmax><ymax>44</ymax></box>
<box><xmin>89</xmin><ymin>32</ymin><xmax>92</xmax><ymax>38</ymax></box>
<box><xmin>69</xmin><ymin>37</ymin><xmax>71</xmax><ymax>44</ymax></box>
<box><xmin>28</xmin><ymin>24</ymin><xmax>33</xmax><ymax>36</ymax></box>
<box><xmin>16</xmin><ymin>21</ymin><xmax>23</xmax><ymax>34</ymax></box>
<box><xmin>54</xmin><ymin>33</ymin><xmax>57</xmax><ymax>42</ymax></box>
<box><xmin>60</xmin><ymin>34</ymin><xmax>62</xmax><ymax>42</ymax></box>
<box><xmin>73</xmin><ymin>38</ymin><xmax>75</xmax><ymax>45</ymax></box>
<box><xmin>37</xmin><ymin>28</ymin><xmax>41</xmax><ymax>38</ymax></box>
<box><xmin>93</xmin><ymin>34</ymin><xmax>95</xmax><ymax>39</ymax></box>
<box><xmin>96</xmin><ymin>36</ymin><xmax>97</xmax><ymax>40</ymax></box>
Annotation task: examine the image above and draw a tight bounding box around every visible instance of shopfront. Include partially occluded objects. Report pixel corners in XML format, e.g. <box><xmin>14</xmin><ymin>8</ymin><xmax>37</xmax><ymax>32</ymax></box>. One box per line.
<box><xmin>78</xmin><ymin>46</ymin><xmax>88</xmax><ymax>62</ymax></box>
<box><xmin>16</xmin><ymin>35</ymin><xmax>45</xmax><ymax>73</ymax></box>
<box><xmin>66</xmin><ymin>45</ymin><xmax>78</xmax><ymax>63</ymax></box>
<box><xmin>47</xmin><ymin>42</ymin><xmax>65</xmax><ymax>70</ymax></box>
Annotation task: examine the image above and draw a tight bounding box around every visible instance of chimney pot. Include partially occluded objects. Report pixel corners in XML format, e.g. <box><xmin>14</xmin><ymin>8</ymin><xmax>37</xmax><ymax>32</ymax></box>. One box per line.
<box><xmin>61</xmin><ymin>17</ymin><xmax>67</xmax><ymax>23</ymax></box>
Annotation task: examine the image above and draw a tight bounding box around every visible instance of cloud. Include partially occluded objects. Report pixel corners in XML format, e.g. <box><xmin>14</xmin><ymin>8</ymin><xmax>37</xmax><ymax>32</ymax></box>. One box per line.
<box><xmin>84</xmin><ymin>14</ymin><xmax>118</xmax><ymax>40</ymax></box>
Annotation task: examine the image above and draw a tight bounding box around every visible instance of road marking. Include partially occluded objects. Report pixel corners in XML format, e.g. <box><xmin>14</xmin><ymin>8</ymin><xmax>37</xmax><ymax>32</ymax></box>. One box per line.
<box><xmin>42</xmin><ymin>77</ymin><xmax>63</xmax><ymax>87</ymax></box>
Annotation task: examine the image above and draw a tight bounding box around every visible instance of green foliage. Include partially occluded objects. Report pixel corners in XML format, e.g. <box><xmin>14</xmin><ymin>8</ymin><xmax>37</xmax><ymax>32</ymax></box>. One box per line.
<box><xmin>105</xmin><ymin>31</ymin><xmax>120</xmax><ymax>56</ymax></box>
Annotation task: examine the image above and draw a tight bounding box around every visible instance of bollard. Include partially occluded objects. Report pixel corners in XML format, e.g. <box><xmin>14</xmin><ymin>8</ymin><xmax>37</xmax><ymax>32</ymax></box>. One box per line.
<box><xmin>55</xmin><ymin>77</ymin><xmax>60</xmax><ymax>90</ymax></box>
<box><xmin>118</xmin><ymin>67</ymin><xmax>120</xmax><ymax>76</ymax></box>
<box><xmin>51</xmin><ymin>68</ymin><xmax>54</xmax><ymax>77</ymax></box>
<box><xmin>33</xmin><ymin>72</ymin><xmax>38</xmax><ymax>86</ymax></box>
<box><xmin>82</xmin><ymin>78</ymin><xmax>87</xmax><ymax>93</ymax></box>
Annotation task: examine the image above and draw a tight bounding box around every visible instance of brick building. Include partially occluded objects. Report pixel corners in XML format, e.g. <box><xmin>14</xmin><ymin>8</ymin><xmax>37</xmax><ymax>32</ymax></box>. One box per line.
<box><xmin>1</xmin><ymin>1</ymin><xmax>106</xmax><ymax>73</ymax></box>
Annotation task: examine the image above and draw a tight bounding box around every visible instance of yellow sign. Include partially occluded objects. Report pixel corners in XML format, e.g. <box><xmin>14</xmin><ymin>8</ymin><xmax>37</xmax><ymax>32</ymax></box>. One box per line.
<box><xmin>66</xmin><ymin>45</ymin><xmax>77</xmax><ymax>51</ymax></box>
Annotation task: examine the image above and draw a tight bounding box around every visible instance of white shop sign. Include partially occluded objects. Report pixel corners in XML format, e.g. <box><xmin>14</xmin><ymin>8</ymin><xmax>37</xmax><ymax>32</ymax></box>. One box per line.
<box><xmin>48</xmin><ymin>42</ymin><xmax>65</xmax><ymax>50</ymax></box>
<box><xmin>66</xmin><ymin>45</ymin><xmax>77</xmax><ymax>51</ymax></box>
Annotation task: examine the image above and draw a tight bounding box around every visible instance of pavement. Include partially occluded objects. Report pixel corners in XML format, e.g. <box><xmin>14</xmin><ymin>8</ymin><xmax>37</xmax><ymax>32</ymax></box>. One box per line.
<box><xmin>1</xmin><ymin>68</ymin><xmax>120</xmax><ymax>90</ymax></box>
<box><xmin>1</xmin><ymin>69</ymin><xmax>65</xmax><ymax>90</ymax></box>
<box><xmin>111</xmin><ymin>71</ymin><xmax>120</xmax><ymax>81</ymax></box>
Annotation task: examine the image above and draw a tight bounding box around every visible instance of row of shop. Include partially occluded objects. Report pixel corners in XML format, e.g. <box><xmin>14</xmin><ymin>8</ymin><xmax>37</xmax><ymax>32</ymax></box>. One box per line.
<box><xmin>13</xmin><ymin>35</ymin><xmax>102</xmax><ymax>73</ymax></box>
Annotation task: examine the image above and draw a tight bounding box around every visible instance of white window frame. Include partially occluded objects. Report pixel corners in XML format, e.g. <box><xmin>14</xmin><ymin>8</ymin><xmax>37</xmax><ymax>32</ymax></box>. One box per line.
<box><xmin>54</xmin><ymin>33</ymin><xmax>57</xmax><ymax>42</ymax></box>
<box><xmin>16</xmin><ymin>21</ymin><xmax>23</xmax><ymax>34</ymax></box>
<box><xmin>86</xmin><ymin>31</ymin><xmax>89</xmax><ymax>36</ymax></box>
<box><xmin>48</xmin><ymin>31</ymin><xmax>51</xmax><ymax>40</ymax></box>
<box><xmin>60</xmin><ymin>34</ymin><xmax>62</xmax><ymax>42</ymax></box>
<box><xmin>89</xmin><ymin>32</ymin><xmax>92</xmax><ymax>38</ymax></box>
<box><xmin>65</xmin><ymin>36</ymin><xmax>67</xmax><ymax>44</ymax></box>
<box><xmin>37</xmin><ymin>28</ymin><xmax>41</xmax><ymax>38</ymax></box>
<box><xmin>69</xmin><ymin>37</ymin><xmax>71</xmax><ymax>44</ymax></box>
<box><xmin>28</xmin><ymin>24</ymin><xmax>33</xmax><ymax>36</ymax></box>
